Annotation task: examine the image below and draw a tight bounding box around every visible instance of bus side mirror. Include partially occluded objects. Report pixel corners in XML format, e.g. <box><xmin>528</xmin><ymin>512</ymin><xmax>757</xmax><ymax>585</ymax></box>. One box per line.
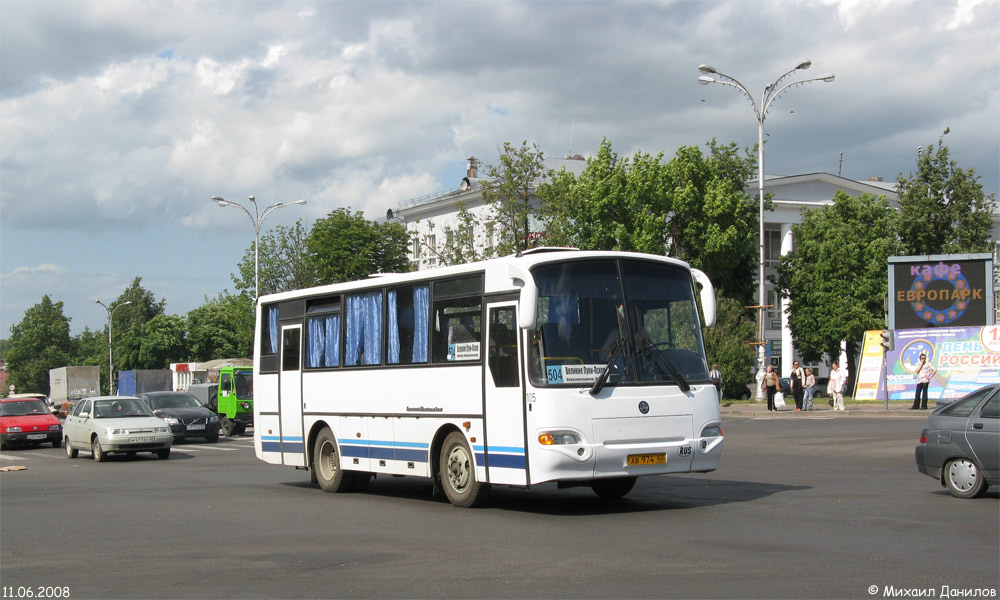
<box><xmin>509</xmin><ymin>264</ymin><xmax>537</xmax><ymax>329</ymax></box>
<box><xmin>691</xmin><ymin>268</ymin><xmax>716</xmax><ymax>328</ymax></box>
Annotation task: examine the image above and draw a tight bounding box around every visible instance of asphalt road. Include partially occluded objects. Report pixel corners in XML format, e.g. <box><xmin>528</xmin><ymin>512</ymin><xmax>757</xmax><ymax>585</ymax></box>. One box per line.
<box><xmin>1</xmin><ymin>416</ymin><xmax>997</xmax><ymax>599</ymax></box>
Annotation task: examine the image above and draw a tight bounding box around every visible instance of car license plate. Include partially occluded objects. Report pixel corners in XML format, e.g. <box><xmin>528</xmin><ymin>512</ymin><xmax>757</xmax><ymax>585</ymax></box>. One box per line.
<box><xmin>627</xmin><ymin>453</ymin><xmax>666</xmax><ymax>466</ymax></box>
<box><xmin>27</xmin><ymin>433</ymin><xmax>47</xmax><ymax>440</ymax></box>
<box><xmin>187</xmin><ymin>424</ymin><xmax>205</xmax><ymax>430</ymax></box>
<box><xmin>129</xmin><ymin>437</ymin><xmax>154</xmax><ymax>443</ymax></box>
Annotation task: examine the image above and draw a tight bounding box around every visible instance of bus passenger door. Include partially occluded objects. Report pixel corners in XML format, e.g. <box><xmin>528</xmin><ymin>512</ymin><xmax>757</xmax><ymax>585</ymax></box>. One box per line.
<box><xmin>279</xmin><ymin>324</ymin><xmax>306</xmax><ymax>467</ymax></box>
<box><xmin>484</xmin><ymin>302</ymin><xmax>527</xmax><ymax>485</ymax></box>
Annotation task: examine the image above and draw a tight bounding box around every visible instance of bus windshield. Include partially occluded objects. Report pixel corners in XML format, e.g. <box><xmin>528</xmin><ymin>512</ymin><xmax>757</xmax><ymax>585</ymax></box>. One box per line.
<box><xmin>528</xmin><ymin>258</ymin><xmax>709</xmax><ymax>388</ymax></box>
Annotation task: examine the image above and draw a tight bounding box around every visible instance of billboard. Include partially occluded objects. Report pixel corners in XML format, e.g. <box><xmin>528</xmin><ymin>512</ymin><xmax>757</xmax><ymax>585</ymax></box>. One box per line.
<box><xmin>888</xmin><ymin>254</ymin><xmax>993</xmax><ymax>330</ymax></box>
<box><xmin>880</xmin><ymin>326</ymin><xmax>1000</xmax><ymax>402</ymax></box>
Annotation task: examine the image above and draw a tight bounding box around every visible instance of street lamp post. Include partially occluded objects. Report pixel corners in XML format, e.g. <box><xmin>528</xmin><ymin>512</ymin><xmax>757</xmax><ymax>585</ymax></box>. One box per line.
<box><xmin>210</xmin><ymin>195</ymin><xmax>307</xmax><ymax>301</ymax></box>
<box><xmin>95</xmin><ymin>299</ymin><xmax>132</xmax><ymax>394</ymax></box>
<box><xmin>698</xmin><ymin>60</ymin><xmax>834</xmax><ymax>383</ymax></box>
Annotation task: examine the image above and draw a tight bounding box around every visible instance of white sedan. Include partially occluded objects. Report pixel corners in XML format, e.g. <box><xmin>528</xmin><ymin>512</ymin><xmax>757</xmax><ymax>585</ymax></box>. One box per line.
<box><xmin>63</xmin><ymin>396</ymin><xmax>173</xmax><ymax>461</ymax></box>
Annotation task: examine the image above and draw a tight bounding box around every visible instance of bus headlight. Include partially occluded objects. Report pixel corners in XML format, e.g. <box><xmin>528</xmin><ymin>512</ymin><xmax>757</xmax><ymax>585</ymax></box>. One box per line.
<box><xmin>700</xmin><ymin>425</ymin><xmax>723</xmax><ymax>438</ymax></box>
<box><xmin>538</xmin><ymin>432</ymin><xmax>580</xmax><ymax>445</ymax></box>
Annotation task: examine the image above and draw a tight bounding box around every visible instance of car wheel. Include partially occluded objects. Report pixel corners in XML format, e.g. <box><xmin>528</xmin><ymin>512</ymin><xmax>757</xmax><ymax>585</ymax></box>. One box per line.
<box><xmin>313</xmin><ymin>427</ymin><xmax>354</xmax><ymax>493</ymax></box>
<box><xmin>156</xmin><ymin>449</ymin><xmax>170</xmax><ymax>460</ymax></box>
<box><xmin>439</xmin><ymin>431</ymin><xmax>490</xmax><ymax>507</ymax></box>
<box><xmin>944</xmin><ymin>458</ymin><xmax>988</xmax><ymax>498</ymax></box>
<box><xmin>591</xmin><ymin>477</ymin><xmax>637</xmax><ymax>500</ymax></box>
<box><xmin>92</xmin><ymin>437</ymin><xmax>106</xmax><ymax>462</ymax></box>
<box><xmin>52</xmin><ymin>437</ymin><xmax>62</xmax><ymax>449</ymax></box>
<box><xmin>65</xmin><ymin>437</ymin><xmax>78</xmax><ymax>459</ymax></box>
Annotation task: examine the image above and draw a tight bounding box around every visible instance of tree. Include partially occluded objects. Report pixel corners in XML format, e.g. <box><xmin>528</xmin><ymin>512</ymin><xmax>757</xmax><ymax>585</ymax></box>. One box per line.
<box><xmin>776</xmin><ymin>191</ymin><xmax>901</xmax><ymax>371</ymax></box>
<box><xmin>702</xmin><ymin>296</ymin><xmax>757</xmax><ymax>400</ymax></box>
<box><xmin>481</xmin><ymin>141</ymin><xmax>550</xmax><ymax>255</ymax></box>
<box><xmin>138</xmin><ymin>314</ymin><xmax>189</xmax><ymax>368</ymax></box>
<box><xmin>5</xmin><ymin>296</ymin><xmax>73</xmax><ymax>395</ymax></box>
<box><xmin>187</xmin><ymin>293</ymin><xmax>254</xmax><ymax>360</ymax></box>
<box><xmin>308</xmin><ymin>208</ymin><xmax>411</xmax><ymax>284</ymax></box>
<box><xmin>112</xmin><ymin>278</ymin><xmax>166</xmax><ymax>371</ymax></box>
<box><xmin>539</xmin><ymin>138</ymin><xmax>758</xmax><ymax>304</ymax></box>
<box><xmin>232</xmin><ymin>219</ymin><xmax>315</xmax><ymax>298</ymax></box>
<box><xmin>71</xmin><ymin>327</ymin><xmax>109</xmax><ymax>394</ymax></box>
<box><xmin>415</xmin><ymin>202</ymin><xmax>493</xmax><ymax>266</ymax></box>
<box><xmin>896</xmin><ymin>137</ymin><xmax>996</xmax><ymax>255</ymax></box>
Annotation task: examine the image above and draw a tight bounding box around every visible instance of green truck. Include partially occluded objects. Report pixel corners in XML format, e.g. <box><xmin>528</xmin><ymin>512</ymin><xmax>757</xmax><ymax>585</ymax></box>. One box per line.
<box><xmin>188</xmin><ymin>366</ymin><xmax>253</xmax><ymax>436</ymax></box>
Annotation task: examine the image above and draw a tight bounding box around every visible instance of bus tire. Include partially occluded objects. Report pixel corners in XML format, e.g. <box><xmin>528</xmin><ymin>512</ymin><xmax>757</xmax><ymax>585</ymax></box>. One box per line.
<box><xmin>313</xmin><ymin>428</ymin><xmax>354</xmax><ymax>493</ymax></box>
<box><xmin>439</xmin><ymin>431</ymin><xmax>490</xmax><ymax>508</ymax></box>
<box><xmin>591</xmin><ymin>477</ymin><xmax>637</xmax><ymax>500</ymax></box>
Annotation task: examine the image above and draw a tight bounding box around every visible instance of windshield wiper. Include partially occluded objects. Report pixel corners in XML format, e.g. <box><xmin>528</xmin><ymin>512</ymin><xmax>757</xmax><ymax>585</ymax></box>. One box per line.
<box><xmin>590</xmin><ymin>338</ymin><xmax>626</xmax><ymax>396</ymax></box>
<box><xmin>639</xmin><ymin>339</ymin><xmax>690</xmax><ymax>393</ymax></box>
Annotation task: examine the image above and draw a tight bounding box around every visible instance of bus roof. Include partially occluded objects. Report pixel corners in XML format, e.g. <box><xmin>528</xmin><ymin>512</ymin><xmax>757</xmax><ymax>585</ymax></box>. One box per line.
<box><xmin>258</xmin><ymin>249</ymin><xmax>693</xmax><ymax>304</ymax></box>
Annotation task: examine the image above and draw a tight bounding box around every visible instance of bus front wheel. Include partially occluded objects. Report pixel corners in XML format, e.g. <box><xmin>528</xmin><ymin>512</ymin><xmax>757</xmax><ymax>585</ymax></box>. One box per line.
<box><xmin>591</xmin><ymin>477</ymin><xmax>637</xmax><ymax>500</ymax></box>
<box><xmin>439</xmin><ymin>431</ymin><xmax>490</xmax><ymax>508</ymax></box>
<box><xmin>313</xmin><ymin>428</ymin><xmax>354</xmax><ymax>493</ymax></box>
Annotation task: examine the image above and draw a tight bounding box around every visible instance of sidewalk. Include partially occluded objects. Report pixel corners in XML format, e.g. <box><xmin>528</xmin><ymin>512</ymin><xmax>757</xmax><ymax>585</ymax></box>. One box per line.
<box><xmin>720</xmin><ymin>399</ymin><xmax>934</xmax><ymax>417</ymax></box>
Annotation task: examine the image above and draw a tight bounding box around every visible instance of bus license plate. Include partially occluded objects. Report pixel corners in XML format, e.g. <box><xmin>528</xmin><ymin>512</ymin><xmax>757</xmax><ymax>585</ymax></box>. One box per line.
<box><xmin>627</xmin><ymin>453</ymin><xmax>666</xmax><ymax>466</ymax></box>
<box><xmin>129</xmin><ymin>437</ymin><xmax>154</xmax><ymax>443</ymax></box>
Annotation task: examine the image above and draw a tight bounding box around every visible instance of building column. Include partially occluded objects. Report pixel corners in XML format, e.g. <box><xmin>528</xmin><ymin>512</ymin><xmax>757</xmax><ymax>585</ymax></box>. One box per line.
<box><xmin>780</xmin><ymin>223</ymin><xmax>795</xmax><ymax>377</ymax></box>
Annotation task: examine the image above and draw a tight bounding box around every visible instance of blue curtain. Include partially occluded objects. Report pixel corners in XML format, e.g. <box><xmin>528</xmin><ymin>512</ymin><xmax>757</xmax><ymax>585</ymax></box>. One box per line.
<box><xmin>346</xmin><ymin>292</ymin><xmax>382</xmax><ymax>366</ymax></box>
<box><xmin>324</xmin><ymin>314</ymin><xmax>340</xmax><ymax>367</ymax></box>
<box><xmin>412</xmin><ymin>285</ymin><xmax>429</xmax><ymax>363</ymax></box>
<box><xmin>307</xmin><ymin>317</ymin><xmax>324</xmax><ymax>368</ymax></box>
<box><xmin>268</xmin><ymin>306</ymin><xmax>279</xmax><ymax>354</ymax></box>
<box><xmin>363</xmin><ymin>292</ymin><xmax>382</xmax><ymax>365</ymax></box>
<box><xmin>387</xmin><ymin>289</ymin><xmax>400</xmax><ymax>364</ymax></box>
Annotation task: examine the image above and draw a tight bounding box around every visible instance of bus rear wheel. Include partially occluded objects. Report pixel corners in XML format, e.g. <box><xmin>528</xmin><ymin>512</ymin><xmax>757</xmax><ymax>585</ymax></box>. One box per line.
<box><xmin>313</xmin><ymin>428</ymin><xmax>354</xmax><ymax>493</ymax></box>
<box><xmin>591</xmin><ymin>477</ymin><xmax>637</xmax><ymax>500</ymax></box>
<box><xmin>439</xmin><ymin>431</ymin><xmax>490</xmax><ymax>508</ymax></box>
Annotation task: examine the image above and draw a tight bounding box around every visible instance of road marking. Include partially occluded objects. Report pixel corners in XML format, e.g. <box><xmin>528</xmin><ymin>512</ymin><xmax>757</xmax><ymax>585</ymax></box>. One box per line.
<box><xmin>0</xmin><ymin>453</ymin><xmax>29</xmax><ymax>461</ymax></box>
<box><xmin>174</xmin><ymin>444</ymin><xmax>237</xmax><ymax>451</ymax></box>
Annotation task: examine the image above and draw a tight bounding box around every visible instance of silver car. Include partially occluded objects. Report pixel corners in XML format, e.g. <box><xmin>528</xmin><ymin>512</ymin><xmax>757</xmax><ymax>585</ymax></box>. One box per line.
<box><xmin>63</xmin><ymin>396</ymin><xmax>173</xmax><ymax>461</ymax></box>
<box><xmin>915</xmin><ymin>384</ymin><xmax>999</xmax><ymax>498</ymax></box>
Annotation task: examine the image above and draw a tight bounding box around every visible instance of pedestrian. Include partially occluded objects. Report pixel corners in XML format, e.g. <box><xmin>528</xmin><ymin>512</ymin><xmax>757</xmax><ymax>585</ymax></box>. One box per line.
<box><xmin>710</xmin><ymin>363</ymin><xmax>722</xmax><ymax>401</ymax></box>
<box><xmin>790</xmin><ymin>360</ymin><xmax>805</xmax><ymax>411</ymax></box>
<box><xmin>804</xmin><ymin>368</ymin><xmax>816</xmax><ymax>411</ymax></box>
<box><xmin>829</xmin><ymin>361</ymin><xmax>847</xmax><ymax>411</ymax></box>
<box><xmin>910</xmin><ymin>353</ymin><xmax>936</xmax><ymax>410</ymax></box>
<box><xmin>761</xmin><ymin>365</ymin><xmax>779</xmax><ymax>412</ymax></box>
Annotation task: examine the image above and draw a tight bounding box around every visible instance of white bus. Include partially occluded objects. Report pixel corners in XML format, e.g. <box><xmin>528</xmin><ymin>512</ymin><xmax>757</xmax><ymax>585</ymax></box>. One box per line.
<box><xmin>253</xmin><ymin>248</ymin><xmax>723</xmax><ymax>507</ymax></box>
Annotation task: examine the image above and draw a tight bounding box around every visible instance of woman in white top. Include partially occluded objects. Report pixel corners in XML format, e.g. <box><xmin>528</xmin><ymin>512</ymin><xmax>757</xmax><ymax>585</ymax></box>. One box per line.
<box><xmin>828</xmin><ymin>361</ymin><xmax>848</xmax><ymax>411</ymax></box>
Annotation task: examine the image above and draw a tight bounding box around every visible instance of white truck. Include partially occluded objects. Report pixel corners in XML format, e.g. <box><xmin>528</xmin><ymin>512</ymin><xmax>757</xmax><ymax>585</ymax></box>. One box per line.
<box><xmin>48</xmin><ymin>366</ymin><xmax>100</xmax><ymax>415</ymax></box>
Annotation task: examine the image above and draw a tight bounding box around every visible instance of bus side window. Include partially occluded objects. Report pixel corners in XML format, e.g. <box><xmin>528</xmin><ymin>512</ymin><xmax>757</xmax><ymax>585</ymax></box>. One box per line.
<box><xmin>488</xmin><ymin>307</ymin><xmax>519</xmax><ymax>388</ymax></box>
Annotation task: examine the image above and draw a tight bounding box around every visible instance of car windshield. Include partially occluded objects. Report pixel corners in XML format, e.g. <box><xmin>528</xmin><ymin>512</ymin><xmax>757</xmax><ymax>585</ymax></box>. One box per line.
<box><xmin>527</xmin><ymin>258</ymin><xmax>709</xmax><ymax>388</ymax></box>
<box><xmin>92</xmin><ymin>398</ymin><xmax>155</xmax><ymax>418</ymax></box>
<box><xmin>233</xmin><ymin>372</ymin><xmax>253</xmax><ymax>400</ymax></box>
<box><xmin>149</xmin><ymin>394</ymin><xmax>202</xmax><ymax>410</ymax></box>
<box><xmin>0</xmin><ymin>400</ymin><xmax>50</xmax><ymax>416</ymax></box>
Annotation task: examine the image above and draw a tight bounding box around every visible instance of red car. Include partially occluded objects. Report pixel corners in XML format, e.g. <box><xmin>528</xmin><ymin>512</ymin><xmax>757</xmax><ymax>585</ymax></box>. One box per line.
<box><xmin>1</xmin><ymin>397</ymin><xmax>63</xmax><ymax>449</ymax></box>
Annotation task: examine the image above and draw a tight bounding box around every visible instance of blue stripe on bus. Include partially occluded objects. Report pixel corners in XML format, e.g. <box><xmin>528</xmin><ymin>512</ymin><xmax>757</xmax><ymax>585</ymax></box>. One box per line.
<box><xmin>261</xmin><ymin>441</ymin><xmax>281</xmax><ymax>452</ymax></box>
<box><xmin>475</xmin><ymin>451</ymin><xmax>527</xmax><ymax>470</ymax></box>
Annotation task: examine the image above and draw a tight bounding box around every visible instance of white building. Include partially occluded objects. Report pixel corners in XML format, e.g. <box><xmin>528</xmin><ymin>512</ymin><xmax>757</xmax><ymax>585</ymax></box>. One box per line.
<box><xmin>391</xmin><ymin>155</ymin><xmax>903</xmax><ymax>378</ymax></box>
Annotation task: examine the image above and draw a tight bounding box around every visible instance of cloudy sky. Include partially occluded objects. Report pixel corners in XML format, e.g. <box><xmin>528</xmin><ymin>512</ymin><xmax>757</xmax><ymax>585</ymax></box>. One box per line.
<box><xmin>1</xmin><ymin>0</ymin><xmax>997</xmax><ymax>337</ymax></box>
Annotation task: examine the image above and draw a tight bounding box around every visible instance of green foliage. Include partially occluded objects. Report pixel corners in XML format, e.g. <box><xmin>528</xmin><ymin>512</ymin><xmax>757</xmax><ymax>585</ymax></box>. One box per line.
<box><xmin>703</xmin><ymin>296</ymin><xmax>757</xmax><ymax>399</ymax></box>
<box><xmin>308</xmin><ymin>208</ymin><xmax>411</xmax><ymax>284</ymax></box>
<box><xmin>5</xmin><ymin>295</ymin><xmax>73</xmax><ymax>395</ymax></box>
<box><xmin>233</xmin><ymin>219</ymin><xmax>315</xmax><ymax>298</ymax></box>
<box><xmin>186</xmin><ymin>293</ymin><xmax>254</xmax><ymax>360</ymax></box>
<box><xmin>417</xmin><ymin>202</ymin><xmax>493</xmax><ymax>266</ymax></box>
<box><xmin>895</xmin><ymin>139</ymin><xmax>996</xmax><ymax>255</ymax></box>
<box><xmin>776</xmin><ymin>191</ymin><xmax>901</xmax><ymax>362</ymax></box>
<box><xmin>111</xmin><ymin>278</ymin><xmax>166</xmax><ymax>371</ymax></box>
<box><xmin>481</xmin><ymin>141</ymin><xmax>550</xmax><ymax>254</ymax></box>
<box><xmin>539</xmin><ymin>138</ymin><xmax>758</xmax><ymax>304</ymax></box>
<box><xmin>138</xmin><ymin>314</ymin><xmax>189</xmax><ymax>368</ymax></box>
<box><xmin>71</xmin><ymin>327</ymin><xmax>109</xmax><ymax>394</ymax></box>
